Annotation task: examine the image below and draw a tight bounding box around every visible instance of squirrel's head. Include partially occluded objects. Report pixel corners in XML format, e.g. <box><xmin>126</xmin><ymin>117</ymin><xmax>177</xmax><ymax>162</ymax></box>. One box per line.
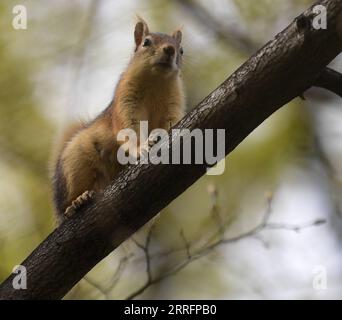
<box><xmin>132</xmin><ymin>18</ymin><xmax>183</xmax><ymax>76</ymax></box>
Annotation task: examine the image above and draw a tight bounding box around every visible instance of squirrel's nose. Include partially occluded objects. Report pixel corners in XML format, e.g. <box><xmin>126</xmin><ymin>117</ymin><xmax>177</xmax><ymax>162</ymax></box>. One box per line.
<box><xmin>163</xmin><ymin>45</ymin><xmax>175</xmax><ymax>57</ymax></box>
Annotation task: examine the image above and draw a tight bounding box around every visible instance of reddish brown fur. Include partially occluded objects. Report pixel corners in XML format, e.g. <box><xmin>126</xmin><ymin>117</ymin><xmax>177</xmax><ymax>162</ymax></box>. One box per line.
<box><xmin>52</xmin><ymin>18</ymin><xmax>185</xmax><ymax>222</ymax></box>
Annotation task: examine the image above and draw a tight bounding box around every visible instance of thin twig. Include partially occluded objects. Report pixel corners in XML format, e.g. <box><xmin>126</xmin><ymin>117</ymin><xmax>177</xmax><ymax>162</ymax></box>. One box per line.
<box><xmin>125</xmin><ymin>195</ymin><xmax>325</xmax><ymax>300</ymax></box>
<box><xmin>83</xmin><ymin>276</ymin><xmax>110</xmax><ymax>299</ymax></box>
<box><xmin>180</xmin><ymin>229</ymin><xmax>191</xmax><ymax>259</ymax></box>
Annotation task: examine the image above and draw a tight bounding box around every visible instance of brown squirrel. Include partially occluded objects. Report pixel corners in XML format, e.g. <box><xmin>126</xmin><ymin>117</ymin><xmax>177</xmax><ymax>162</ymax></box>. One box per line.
<box><xmin>51</xmin><ymin>18</ymin><xmax>185</xmax><ymax>223</ymax></box>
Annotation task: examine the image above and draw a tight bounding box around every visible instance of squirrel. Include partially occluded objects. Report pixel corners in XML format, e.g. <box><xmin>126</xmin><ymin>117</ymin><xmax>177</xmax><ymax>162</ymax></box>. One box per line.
<box><xmin>51</xmin><ymin>18</ymin><xmax>185</xmax><ymax>223</ymax></box>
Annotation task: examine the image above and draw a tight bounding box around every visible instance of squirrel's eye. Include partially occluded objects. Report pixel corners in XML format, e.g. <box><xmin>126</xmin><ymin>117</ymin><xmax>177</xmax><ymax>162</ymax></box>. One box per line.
<box><xmin>143</xmin><ymin>38</ymin><xmax>151</xmax><ymax>47</ymax></box>
<box><xmin>180</xmin><ymin>47</ymin><xmax>184</xmax><ymax>55</ymax></box>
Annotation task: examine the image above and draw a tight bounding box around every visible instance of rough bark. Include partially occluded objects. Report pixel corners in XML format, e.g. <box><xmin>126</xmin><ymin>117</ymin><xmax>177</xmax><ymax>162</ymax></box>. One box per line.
<box><xmin>0</xmin><ymin>0</ymin><xmax>341</xmax><ymax>299</ymax></box>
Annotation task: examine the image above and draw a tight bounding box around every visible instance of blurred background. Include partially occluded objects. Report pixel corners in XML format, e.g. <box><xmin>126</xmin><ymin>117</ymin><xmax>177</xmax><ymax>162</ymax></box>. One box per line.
<box><xmin>1</xmin><ymin>0</ymin><xmax>342</xmax><ymax>299</ymax></box>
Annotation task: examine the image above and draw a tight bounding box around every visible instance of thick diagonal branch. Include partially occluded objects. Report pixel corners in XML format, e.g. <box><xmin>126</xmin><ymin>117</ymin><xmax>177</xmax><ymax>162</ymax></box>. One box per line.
<box><xmin>0</xmin><ymin>0</ymin><xmax>341</xmax><ymax>300</ymax></box>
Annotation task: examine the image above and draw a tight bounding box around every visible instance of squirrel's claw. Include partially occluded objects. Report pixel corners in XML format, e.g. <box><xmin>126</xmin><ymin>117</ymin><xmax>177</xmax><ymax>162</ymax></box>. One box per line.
<box><xmin>64</xmin><ymin>190</ymin><xmax>95</xmax><ymax>218</ymax></box>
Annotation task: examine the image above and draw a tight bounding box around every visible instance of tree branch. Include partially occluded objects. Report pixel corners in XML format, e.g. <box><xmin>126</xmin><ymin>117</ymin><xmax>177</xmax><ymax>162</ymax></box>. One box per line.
<box><xmin>0</xmin><ymin>0</ymin><xmax>341</xmax><ymax>300</ymax></box>
<box><xmin>177</xmin><ymin>0</ymin><xmax>342</xmax><ymax>98</ymax></box>
<box><xmin>314</xmin><ymin>67</ymin><xmax>342</xmax><ymax>97</ymax></box>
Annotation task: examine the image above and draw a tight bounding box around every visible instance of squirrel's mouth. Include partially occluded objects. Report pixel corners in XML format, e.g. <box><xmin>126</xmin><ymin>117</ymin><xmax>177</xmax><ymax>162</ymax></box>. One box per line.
<box><xmin>156</xmin><ymin>61</ymin><xmax>173</xmax><ymax>68</ymax></box>
<box><xmin>154</xmin><ymin>56</ymin><xmax>174</xmax><ymax>69</ymax></box>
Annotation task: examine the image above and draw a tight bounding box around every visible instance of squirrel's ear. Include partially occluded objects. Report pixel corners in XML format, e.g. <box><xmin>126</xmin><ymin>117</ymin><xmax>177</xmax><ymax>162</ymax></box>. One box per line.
<box><xmin>172</xmin><ymin>30</ymin><xmax>182</xmax><ymax>43</ymax></box>
<box><xmin>134</xmin><ymin>17</ymin><xmax>149</xmax><ymax>47</ymax></box>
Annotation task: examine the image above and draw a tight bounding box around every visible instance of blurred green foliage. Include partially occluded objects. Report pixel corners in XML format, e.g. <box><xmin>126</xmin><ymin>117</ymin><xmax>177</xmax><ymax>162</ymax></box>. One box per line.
<box><xmin>0</xmin><ymin>1</ymin><xmax>55</xmax><ymax>281</ymax></box>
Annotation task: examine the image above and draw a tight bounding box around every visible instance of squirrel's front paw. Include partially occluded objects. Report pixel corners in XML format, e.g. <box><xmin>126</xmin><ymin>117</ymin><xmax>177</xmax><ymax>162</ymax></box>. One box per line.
<box><xmin>148</xmin><ymin>131</ymin><xmax>161</xmax><ymax>149</ymax></box>
<box><xmin>64</xmin><ymin>190</ymin><xmax>95</xmax><ymax>218</ymax></box>
<box><xmin>137</xmin><ymin>142</ymin><xmax>149</xmax><ymax>163</ymax></box>
<box><xmin>134</xmin><ymin>133</ymin><xmax>162</xmax><ymax>164</ymax></box>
